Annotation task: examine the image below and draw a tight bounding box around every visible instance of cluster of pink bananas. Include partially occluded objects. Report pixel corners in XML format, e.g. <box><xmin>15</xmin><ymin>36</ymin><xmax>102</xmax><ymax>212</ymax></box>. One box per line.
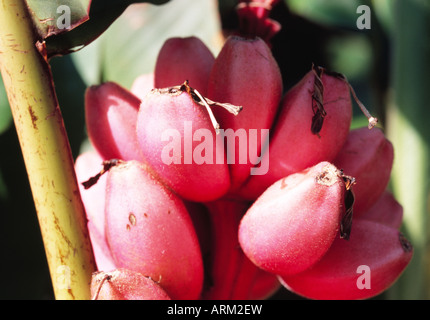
<box><xmin>76</xmin><ymin>35</ymin><xmax>413</xmax><ymax>300</ymax></box>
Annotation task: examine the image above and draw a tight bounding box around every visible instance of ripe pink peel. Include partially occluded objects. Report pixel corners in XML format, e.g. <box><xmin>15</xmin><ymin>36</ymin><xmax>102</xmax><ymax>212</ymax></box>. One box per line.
<box><xmin>130</xmin><ymin>73</ymin><xmax>154</xmax><ymax>101</ymax></box>
<box><xmin>333</xmin><ymin>127</ymin><xmax>394</xmax><ymax>215</ymax></box>
<box><xmin>249</xmin><ymin>269</ymin><xmax>281</xmax><ymax>300</ymax></box>
<box><xmin>75</xmin><ymin>151</ymin><xmax>106</xmax><ymax>240</ymax></box>
<box><xmin>207</xmin><ymin>36</ymin><xmax>283</xmax><ymax>192</ymax></box>
<box><xmin>183</xmin><ymin>200</ymin><xmax>212</xmax><ymax>260</ymax></box>
<box><xmin>236</xmin><ymin>1</ymin><xmax>281</xmax><ymax>45</ymax></box>
<box><xmin>279</xmin><ymin>220</ymin><xmax>413</xmax><ymax>300</ymax></box>
<box><xmin>154</xmin><ymin>37</ymin><xmax>215</xmax><ymax>96</ymax></box>
<box><xmin>105</xmin><ymin>161</ymin><xmax>204</xmax><ymax>300</ymax></box>
<box><xmin>77</xmin><ymin>32</ymin><xmax>412</xmax><ymax>300</ymax></box>
<box><xmin>75</xmin><ymin>151</ymin><xmax>116</xmax><ymax>272</ymax></box>
<box><xmin>202</xmin><ymin>200</ymin><xmax>249</xmax><ymax>300</ymax></box>
<box><xmin>136</xmin><ymin>86</ymin><xmax>230</xmax><ymax>202</ymax></box>
<box><xmin>229</xmin><ymin>249</ymin><xmax>281</xmax><ymax>300</ymax></box>
<box><xmin>91</xmin><ymin>269</ymin><xmax>171</xmax><ymax>300</ymax></box>
<box><xmin>239</xmin><ymin>162</ymin><xmax>348</xmax><ymax>276</ymax></box>
<box><xmin>85</xmin><ymin>82</ymin><xmax>142</xmax><ymax>161</ymax></box>
<box><xmin>358</xmin><ymin>191</ymin><xmax>403</xmax><ymax>229</ymax></box>
<box><xmin>202</xmin><ymin>200</ymin><xmax>279</xmax><ymax>300</ymax></box>
<box><xmin>240</xmin><ymin>69</ymin><xmax>352</xmax><ymax>200</ymax></box>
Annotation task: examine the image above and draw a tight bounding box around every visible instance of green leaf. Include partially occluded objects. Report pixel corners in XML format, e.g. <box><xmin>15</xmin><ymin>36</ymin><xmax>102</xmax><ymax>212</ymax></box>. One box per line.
<box><xmin>350</xmin><ymin>115</ymin><xmax>369</xmax><ymax>130</ymax></box>
<box><xmin>285</xmin><ymin>0</ymin><xmax>366</xmax><ymax>29</ymax></box>
<box><xmin>371</xmin><ymin>0</ymin><xmax>394</xmax><ymax>35</ymax></box>
<box><xmin>25</xmin><ymin>0</ymin><xmax>90</xmax><ymax>38</ymax></box>
<box><xmin>44</xmin><ymin>0</ymin><xmax>171</xmax><ymax>58</ymax></box>
<box><xmin>325</xmin><ymin>34</ymin><xmax>372</xmax><ymax>80</ymax></box>
<box><xmin>0</xmin><ymin>76</ymin><xmax>12</xmax><ymax>135</ymax></box>
<box><xmin>71</xmin><ymin>0</ymin><xmax>223</xmax><ymax>88</ymax></box>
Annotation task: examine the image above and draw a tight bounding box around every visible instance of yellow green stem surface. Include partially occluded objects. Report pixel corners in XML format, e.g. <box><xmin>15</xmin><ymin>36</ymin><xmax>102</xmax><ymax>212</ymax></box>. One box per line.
<box><xmin>0</xmin><ymin>0</ymin><xmax>96</xmax><ymax>299</ymax></box>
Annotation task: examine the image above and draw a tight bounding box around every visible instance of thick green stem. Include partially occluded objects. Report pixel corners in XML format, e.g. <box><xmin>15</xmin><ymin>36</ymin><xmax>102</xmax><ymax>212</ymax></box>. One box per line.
<box><xmin>386</xmin><ymin>0</ymin><xmax>430</xmax><ymax>299</ymax></box>
<box><xmin>0</xmin><ymin>0</ymin><xmax>96</xmax><ymax>299</ymax></box>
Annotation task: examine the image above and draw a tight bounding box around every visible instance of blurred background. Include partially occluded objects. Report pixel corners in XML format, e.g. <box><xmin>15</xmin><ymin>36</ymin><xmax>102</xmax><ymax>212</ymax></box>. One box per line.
<box><xmin>0</xmin><ymin>0</ymin><xmax>428</xmax><ymax>299</ymax></box>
